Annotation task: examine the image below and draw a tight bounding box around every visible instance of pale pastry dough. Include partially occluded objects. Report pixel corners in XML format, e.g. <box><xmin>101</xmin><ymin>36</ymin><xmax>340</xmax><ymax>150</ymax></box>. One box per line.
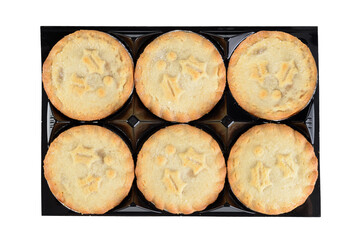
<box><xmin>228</xmin><ymin>31</ymin><xmax>317</xmax><ymax>120</ymax></box>
<box><xmin>227</xmin><ymin>123</ymin><xmax>318</xmax><ymax>215</ymax></box>
<box><xmin>135</xmin><ymin>124</ymin><xmax>226</xmax><ymax>214</ymax></box>
<box><xmin>44</xmin><ymin>125</ymin><xmax>134</xmax><ymax>214</ymax></box>
<box><xmin>135</xmin><ymin>30</ymin><xmax>226</xmax><ymax>122</ymax></box>
<box><xmin>42</xmin><ymin>30</ymin><xmax>133</xmax><ymax>121</ymax></box>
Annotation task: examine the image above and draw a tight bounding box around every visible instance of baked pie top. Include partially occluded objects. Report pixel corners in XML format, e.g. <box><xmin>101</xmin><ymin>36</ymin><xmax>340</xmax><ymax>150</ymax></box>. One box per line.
<box><xmin>135</xmin><ymin>30</ymin><xmax>226</xmax><ymax>122</ymax></box>
<box><xmin>42</xmin><ymin>30</ymin><xmax>133</xmax><ymax>121</ymax></box>
<box><xmin>135</xmin><ymin>124</ymin><xmax>226</xmax><ymax>214</ymax></box>
<box><xmin>228</xmin><ymin>31</ymin><xmax>317</xmax><ymax>120</ymax></box>
<box><xmin>227</xmin><ymin>123</ymin><xmax>318</xmax><ymax>215</ymax></box>
<box><xmin>44</xmin><ymin>125</ymin><xmax>134</xmax><ymax>214</ymax></box>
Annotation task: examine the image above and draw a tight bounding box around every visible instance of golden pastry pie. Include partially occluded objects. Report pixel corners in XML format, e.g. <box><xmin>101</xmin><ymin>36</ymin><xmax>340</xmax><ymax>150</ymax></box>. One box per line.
<box><xmin>135</xmin><ymin>30</ymin><xmax>226</xmax><ymax>122</ymax></box>
<box><xmin>228</xmin><ymin>31</ymin><xmax>317</xmax><ymax>120</ymax></box>
<box><xmin>227</xmin><ymin>123</ymin><xmax>318</xmax><ymax>215</ymax></box>
<box><xmin>44</xmin><ymin>125</ymin><xmax>134</xmax><ymax>214</ymax></box>
<box><xmin>135</xmin><ymin>124</ymin><xmax>226</xmax><ymax>214</ymax></box>
<box><xmin>42</xmin><ymin>30</ymin><xmax>133</xmax><ymax>121</ymax></box>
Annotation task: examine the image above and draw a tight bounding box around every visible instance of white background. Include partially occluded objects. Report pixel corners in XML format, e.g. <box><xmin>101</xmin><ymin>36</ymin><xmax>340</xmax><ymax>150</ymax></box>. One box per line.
<box><xmin>1</xmin><ymin>0</ymin><xmax>359</xmax><ymax>239</ymax></box>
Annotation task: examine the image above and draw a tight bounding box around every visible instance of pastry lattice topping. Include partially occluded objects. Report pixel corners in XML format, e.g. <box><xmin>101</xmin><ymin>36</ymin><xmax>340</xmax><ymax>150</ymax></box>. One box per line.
<box><xmin>250</xmin><ymin>161</ymin><xmax>272</xmax><ymax>192</ymax></box>
<box><xmin>162</xmin><ymin>168</ymin><xmax>187</xmax><ymax>195</ymax></box>
<box><xmin>70</xmin><ymin>144</ymin><xmax>97</xmax><ymax>166</ymax></box>
<box><xmin>179</xmin><ymin>147</ymin><xmax>206</xmax><ymax>175</ymax></box>
<box><xmin>82</xmin><ymin>49</ymin><xmax>105</xmax><ymax>74</ymax></box>
<box><xmin>250</xmin><ymin>61</ymin><xmax>269</xmax><ymax>84</ymax></box>
<box><xmin>78</xmin><ymin>174</ymin><xmax>101</xmax><ymax>194</ymax></box>
<box><xmin>161</xmin><ymin>73</ymin><xmax>184</xmax><ymax>101</ymax></box>
<box><xmin>276</xmin><ymin>154</ymin><xmax>296</xmax><ymax>178</ymax></box>
<box><xmin>70</xmin><ymin>73</ymin><xmax>92</xmax><ymax>95</ymax></box>
<box><xmin>250</xmin><ymin>60</ymin><xmax>299</xmax><ymax>101</ymax></box>
<box><xmin>179</xmin><ymin>55</ymin><xmax>208</xmax><ymax>81</ymax></box>
<box><xmin>276</xmin><ymin>60</ymin><xmax>298</xmax><ymax>88</ymax></box>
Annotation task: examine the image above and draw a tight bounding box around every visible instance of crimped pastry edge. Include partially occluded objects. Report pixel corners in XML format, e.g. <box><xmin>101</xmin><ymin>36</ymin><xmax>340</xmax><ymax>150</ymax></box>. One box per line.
<box><xmin>134</xmin><ymin>30</ymin><xmax>226</xmax><ymax>123</ymax></box>
<box><xmin>42</xmin><ymin>30</ymin><xmax>134</xmax><ymax>121</ymax></box>
<box><xmin>135</xmin><ymin>124</ymin><xmax>226</xmax><ymax>214</ymax></box>
<box><xmin>43</xmin><ymin>125</ymin><xmax>135</xmax><ymax>214</ymax></box>
<box><xmin>227</xmin><ymin>31</ymin><xmax>318</xmax><ymax>121</ymax></box>
<box><xmin>227</xmin><ymin>123</ymin><xmax>318</xmax><ymax>215</ymax></box>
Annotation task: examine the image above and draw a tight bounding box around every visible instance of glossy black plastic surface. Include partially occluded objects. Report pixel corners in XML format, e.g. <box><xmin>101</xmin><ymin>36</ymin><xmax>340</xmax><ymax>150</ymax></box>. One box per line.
<box><xmin>41</xmin><ymin>26</ymin><xmax>320</xmax><ymax>216</ymax></box>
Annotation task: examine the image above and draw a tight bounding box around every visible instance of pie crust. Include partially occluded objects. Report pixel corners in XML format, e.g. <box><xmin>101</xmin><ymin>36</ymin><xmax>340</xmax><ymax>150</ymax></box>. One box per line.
<box><xmin>135</xmin><ymin>124</ymin><xmax>226</xmax><ymax>214</ymax></box>
<box><xmin>228</xmin><ymin>31</ymin><xmax>317</xmax><ymax>120</ymax></box>
<box><xmin>42</xmin><ymin>30</ymin><xmax>134</xmax><ymax>121</ymax></box>
<box><xmin>227</xmin><ymin>123</ymin><xmax>318</xmax><ymax>215</ymax></box>
<box><xmin>135</xmin><ymin>30</ymin><xmax>226</xmax><ymax>122</ymax></box>
<box><xmin>44</xmin><ymin>125</ymin><xmax>134</xmax><ymax>214</ymax></box>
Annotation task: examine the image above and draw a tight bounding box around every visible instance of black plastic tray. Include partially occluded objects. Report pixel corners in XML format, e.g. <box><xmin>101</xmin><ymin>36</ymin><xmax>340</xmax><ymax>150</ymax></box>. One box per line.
<box><xmin>41</xmin><ymin>26</ymin><xmax>320</xmax><ymax>216</ymax></box>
